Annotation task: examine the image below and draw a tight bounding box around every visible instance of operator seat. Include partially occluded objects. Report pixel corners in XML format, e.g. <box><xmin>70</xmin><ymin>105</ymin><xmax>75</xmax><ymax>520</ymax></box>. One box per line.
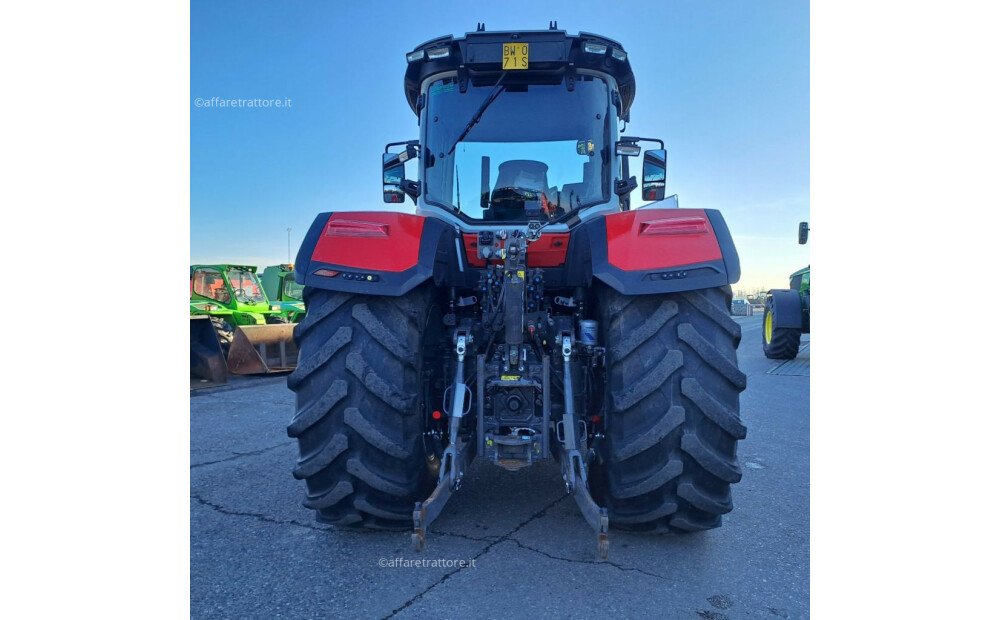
<box><xmin>490</xmin><ymin>160</ymin><xmax>551</xmax><ymax>221</ymax></box>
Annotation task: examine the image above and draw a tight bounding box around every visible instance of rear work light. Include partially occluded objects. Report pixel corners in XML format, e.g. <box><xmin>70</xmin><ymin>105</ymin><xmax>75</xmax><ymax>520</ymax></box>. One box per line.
<box><xmin>639</xmin><ymin>217</ymin><xmax>708</xmax><ymax>236</ymax></box>
<box><xmin>426</xmin><ymin>47</ymin><xmax>450</xmax><ymax>60</ymax></box>
<box><xmin>584</xmin><ymin>42</ymin><xmax>607</xmax><ymax>54</ymax></box>
<box><xmin>406</xmin><ymin>50</ymin><xmax>425</xmax><ymax>63</ymax></box>
<box><xmin>325</xmin><ymin>219</ymin><xmax>390</xmax><ymax>238</ymax></box>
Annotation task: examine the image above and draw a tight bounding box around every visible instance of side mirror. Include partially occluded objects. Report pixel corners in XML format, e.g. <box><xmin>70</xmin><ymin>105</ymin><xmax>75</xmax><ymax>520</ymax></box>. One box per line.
<box><xmin>641</xmin><ymin>149</ymin><xmax>667</xmax><ymax>202</ymax></box>
<box><xmin>382</xmin><ymin>153</ymin><xmax>406</xmax><ymax>204</ymax></box>
<box><xmin>798</xmin><ymin>222</ymin><xmax>809</xmax><ymax>244</ymax></box>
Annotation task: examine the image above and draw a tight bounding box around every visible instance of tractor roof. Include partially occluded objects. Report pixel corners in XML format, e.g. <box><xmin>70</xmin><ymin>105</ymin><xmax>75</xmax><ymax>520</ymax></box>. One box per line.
<box><xmin>403</xmin><ymin>26</ymin><xmax>636</xmax><ymax>119</ymax></box>
<box><xmin>191</xmin><ymin>264</ymin><xmax>258</xmax><ymax>273</ymax></box>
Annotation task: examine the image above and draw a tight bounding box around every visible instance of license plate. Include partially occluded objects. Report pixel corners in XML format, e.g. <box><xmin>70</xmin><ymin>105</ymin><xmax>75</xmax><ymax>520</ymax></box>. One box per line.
<box><xmin>502</xmin><ymin>43</ymin><xmax>528</xmax><ymax>70</ymax></box>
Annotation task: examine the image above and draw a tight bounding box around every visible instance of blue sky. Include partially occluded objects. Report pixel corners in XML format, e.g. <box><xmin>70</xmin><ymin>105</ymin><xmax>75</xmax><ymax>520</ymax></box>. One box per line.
<box><xmin>191</xmin><ymin>0</ymin><xmax>809</xmax><ymax>291</ymax></box>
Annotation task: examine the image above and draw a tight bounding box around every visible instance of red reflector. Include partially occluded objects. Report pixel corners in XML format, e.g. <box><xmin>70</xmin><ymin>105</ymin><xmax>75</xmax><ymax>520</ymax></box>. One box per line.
<box><xmin>432</xmin><ymin>410</ymin><xmax>442</xmax><ymax>420</ymax></box>
<box><xmin>590</xmin><ymin>415</ymin><xmax>602</xmax><ymax>423</ymax></box>
<box><xmin>325</xmin><ymin>219</ymin><xmax>390</xmax><ymax>238</ymax></box>
<box><xmin>313</xmin><ymin>269</ymin><xmax>340</xmax><ymax>277</ymax></box>
<box><xmin>639</xmin><ymin>217</ymin><xmax>708</xmax><ymax>236</ymax></box>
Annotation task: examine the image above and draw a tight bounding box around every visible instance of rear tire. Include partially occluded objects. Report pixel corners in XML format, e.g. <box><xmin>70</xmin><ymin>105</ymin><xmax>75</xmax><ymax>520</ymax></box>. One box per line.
<box><xmin>762</xmin><ymin>296</ymin><xmax>801</xmax><ymax>359</ymax></box>
<box><xmin>286</xmin><ymin>286</ymin><xmax>435</xmax><ymax>529</ymax></box>
<box><xmin>592</xmin><ymin>285</ymin><xmax>747</xmax><ymax>533</ymax></box>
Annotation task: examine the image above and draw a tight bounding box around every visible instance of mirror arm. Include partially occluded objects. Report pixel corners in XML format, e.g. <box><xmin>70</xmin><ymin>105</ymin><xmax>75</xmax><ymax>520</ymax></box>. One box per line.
<box><xmin>402</xmin><ymin>180</ymin><xmax>421</xmax><ymax>204</ymax></box>
<box><xmin>614</xmin><ymin>176</ymin><xmax>638</xmax><ymax>196</ymax></box>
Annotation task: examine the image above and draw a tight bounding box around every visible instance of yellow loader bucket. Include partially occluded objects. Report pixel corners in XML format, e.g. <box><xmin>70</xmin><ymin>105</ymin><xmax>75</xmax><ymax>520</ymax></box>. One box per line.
<box><xmin>191</xmin><ymin>316</ymin><xmax>228</xmax><ymax>388</ymax></box>
<box><xmin>227</xmin><ymin>324</ymin><xmax>299</xmax><ymax>374</ymax></box>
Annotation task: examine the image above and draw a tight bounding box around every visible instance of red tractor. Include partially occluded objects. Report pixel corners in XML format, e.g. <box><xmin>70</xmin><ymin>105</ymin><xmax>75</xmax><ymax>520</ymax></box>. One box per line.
<box><xmin>287</xmin><ymin>25</ymin><xmax>746</xmax><ymax>558</ymax></box>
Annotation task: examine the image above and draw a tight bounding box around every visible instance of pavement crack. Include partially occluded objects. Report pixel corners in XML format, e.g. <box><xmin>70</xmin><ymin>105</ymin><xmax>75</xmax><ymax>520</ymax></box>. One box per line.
<box><xmin>428</xmin><ymin>529</ymin><xmax>502</xmax><ymax>543</ymax></box>
<box><xmin>191</xmin><ymin>494</ymin><xmax>330</xmax><ymax>533</ymax></box>
<box><xmin>192</xmin><ymin>494</ymin><xmax>422</xmax><ymax>539</ymax></box>
<box><xmin>382</xmin><ymin>495</ymin><xmax>566</xmax><ymax>618</ymax></box>
<box><xmin>190</xmin><ymin>441</ymin><xmax>294</xmax><ymax>469</ymax></box>
<box><xmin>507</xmin><ymin>538</ymin><xmax>671</xmax><ymax>581</ymax></box>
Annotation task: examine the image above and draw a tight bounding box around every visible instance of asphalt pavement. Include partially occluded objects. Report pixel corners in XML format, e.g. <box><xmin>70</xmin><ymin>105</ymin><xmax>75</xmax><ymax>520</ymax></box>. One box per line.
<box><xmin>191</xmin><ymin>314</ymin><xmax>809</xmax><ymax>619</ymax></box>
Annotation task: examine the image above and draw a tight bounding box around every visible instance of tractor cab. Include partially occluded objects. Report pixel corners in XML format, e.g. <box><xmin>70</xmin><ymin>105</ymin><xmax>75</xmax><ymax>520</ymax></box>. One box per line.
<box><xmin>260</xmin><ymin>264</ymin><xmax>306</xmax><ymax>322</ymax></box>
<box><xmin>383</xmin><ymin>26</ymin><xmax>670</xmax><ymax>226</ymax></box>
<box><xmin>789</xmin><ymin>266</ymin><xmax>810</xmax><ymax>295</ymax></box>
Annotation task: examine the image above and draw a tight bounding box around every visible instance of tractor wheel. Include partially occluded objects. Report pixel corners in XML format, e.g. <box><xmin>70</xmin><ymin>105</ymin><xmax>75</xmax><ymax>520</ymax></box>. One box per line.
<box><xmin>762</xmin><ymin>296</ymin><xmax>801</xmax><ymax>359</ymax></box>
<box><xmin>210</xmin><ymin>317</ymin><xmax>233</xmax><ymax>357</ymax></box>
<box><xmin>266</xmin><ymin>314</ymin><xmax>291</xmax><ymax>324</ymax></box>
<box><xmin>592</xmin><ymin>285</ymin><xmax>747</xmax><ymax>533</ymax></box>
<box><xmin>286</xmin><ymin>286</ymin><xmax>436</xmax><ymax>529</ymax></box>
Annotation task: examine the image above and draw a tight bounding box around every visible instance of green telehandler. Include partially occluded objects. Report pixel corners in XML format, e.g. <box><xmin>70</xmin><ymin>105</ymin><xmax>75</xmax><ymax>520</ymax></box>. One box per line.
<box><xmin>190</xmin><ymin>264</ymin><xmax>299</xmax><ymax>373</ymax></box>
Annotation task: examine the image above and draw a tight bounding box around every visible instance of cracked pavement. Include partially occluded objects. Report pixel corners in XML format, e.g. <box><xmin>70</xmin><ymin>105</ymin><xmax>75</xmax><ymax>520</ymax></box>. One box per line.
<box><xmin>191</xmin><ymin>316</ymin><xmax>809</xmax><ymax>618</ymax></box>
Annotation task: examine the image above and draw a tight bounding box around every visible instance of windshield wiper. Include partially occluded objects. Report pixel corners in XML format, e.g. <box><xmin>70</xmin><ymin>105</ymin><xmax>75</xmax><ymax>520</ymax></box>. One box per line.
<box><xmin>447</xmin><ymin>72</ymin><xmax>507</xmax><ymax>155</ymax></box>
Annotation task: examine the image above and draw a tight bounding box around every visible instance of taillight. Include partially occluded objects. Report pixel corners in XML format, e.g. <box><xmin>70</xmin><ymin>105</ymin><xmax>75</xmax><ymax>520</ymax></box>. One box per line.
<box><xmin>325</xmin><ymin>219</ymin><xmax>390</xmax><ymax>238</ymax></box>
<box><xmin>639</xmin><ymin>217</ymin><xmax>708</xmax><ymax>236</ymax></box>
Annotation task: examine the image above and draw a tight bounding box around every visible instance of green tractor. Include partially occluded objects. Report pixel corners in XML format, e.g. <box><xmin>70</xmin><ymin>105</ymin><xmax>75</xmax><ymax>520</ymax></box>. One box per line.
<box><xmin>260</xmin><ymin>264</ymin><xmax>305</xmax><ymax>323</ymax></box>
<box><xmin>762</xmin><ymin>223</ymin><xmax>810</xmax><ymax>359</ymax></box>
<box><xmin>190</xmin><ymin>264</ymin><xmax>299</xmax><ymax>373</ymax></box>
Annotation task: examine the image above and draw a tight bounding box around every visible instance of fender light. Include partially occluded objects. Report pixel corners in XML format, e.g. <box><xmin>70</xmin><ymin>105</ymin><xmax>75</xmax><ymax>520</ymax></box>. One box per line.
<box><xmin>313</xmin><ymin>269</ymin><xmax>340</xmax><ymax>278</ymax></box>
<box><xmin>639</xmin><ymin>217</ymin><xmax>708</xmax><ymax>236</ymax></box>
<box><xmin>325</xmin><ymin>219</ymin><xmax>390</xmax><ymax>238</ymax></box>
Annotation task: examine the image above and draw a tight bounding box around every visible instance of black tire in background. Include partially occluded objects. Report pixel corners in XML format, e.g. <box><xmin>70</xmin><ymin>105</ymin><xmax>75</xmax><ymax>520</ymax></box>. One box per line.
<box><xmin>286</xmin><ymin>286</ymin><xmax>436</xmax><ymax>529</ymax></box>
<box><xmin>762</xmin><ymin>295</ymin><xmax>801</xmax><ymax>360</ymax></box>
<box><xmin>210</xmin><ymin>317</ymin><xmax>233</xmax><ymax>357</ymax></box>
<box><xmin>592</xmin><ymin>285</ymin><xmax>747</xmax><ymax>533</ymax></box>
